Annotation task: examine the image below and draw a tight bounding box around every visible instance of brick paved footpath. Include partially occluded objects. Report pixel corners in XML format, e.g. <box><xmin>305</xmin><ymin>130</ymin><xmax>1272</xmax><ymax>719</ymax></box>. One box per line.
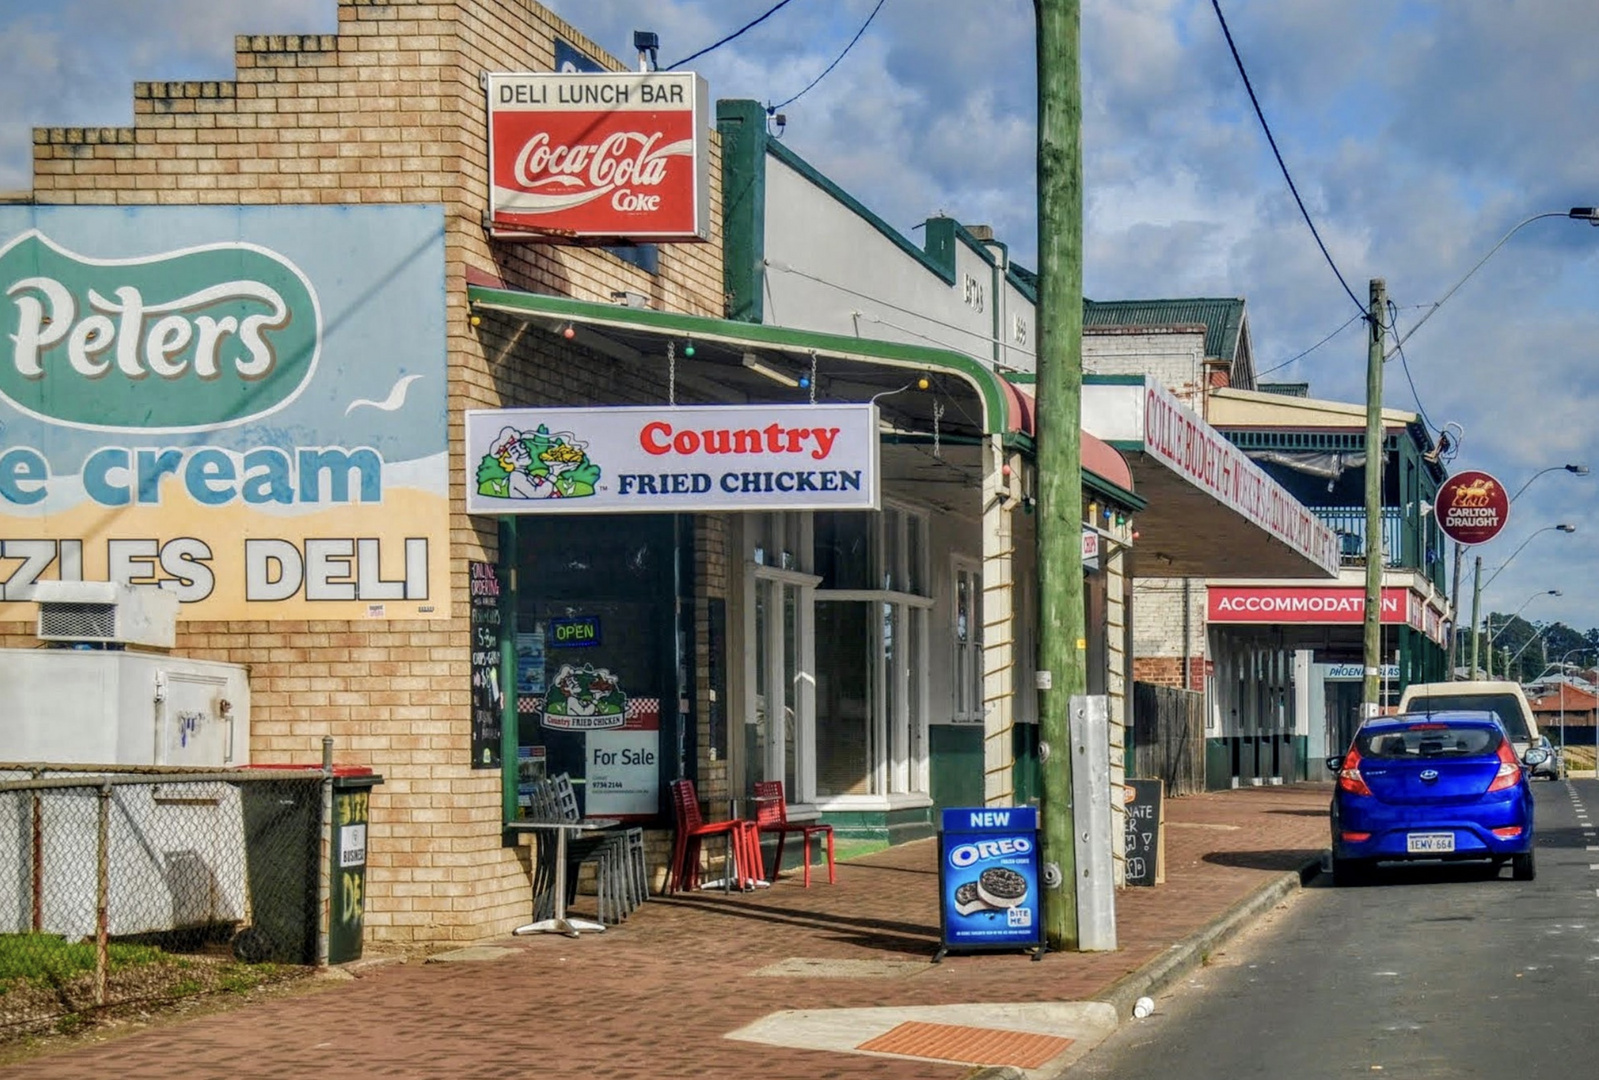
<box><xmin>5</xmin><ymin>785</ymin><xmax>1331</xmax><ymax>1080</ymax></box>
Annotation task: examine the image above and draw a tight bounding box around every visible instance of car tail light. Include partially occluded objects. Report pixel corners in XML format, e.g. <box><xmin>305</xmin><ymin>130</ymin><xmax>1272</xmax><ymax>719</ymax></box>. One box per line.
<box><xmin>1341</xmin><ymin>831</ymin><xmax>1372</xmax><ymax>842</ymax></box>
<box><xmin>1492</xmin><ymin>826</ymin><xmax>1523</xmax><ymax>839</ymax></box>
<box><xmin>1337</xmin><ymin>748</ymin><xmax>1372</xmax><ymax>797</ymax></box>
<box><xmin>1486</xmin><ymin>740</ymin><xmax>1521</xmax><ymax>793</ymax></box>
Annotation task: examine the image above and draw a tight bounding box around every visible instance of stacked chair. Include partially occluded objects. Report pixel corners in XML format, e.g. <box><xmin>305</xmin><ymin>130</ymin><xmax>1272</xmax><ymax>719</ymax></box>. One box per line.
<box><xmin>525</xmin><ymin>774</ymin><xmax>648</xmax><ymax>925</ymax></box>
<box><xmin>664</xmin><ymin>778</ymin><xmax>762</xmax><ymax>893</ymax></box>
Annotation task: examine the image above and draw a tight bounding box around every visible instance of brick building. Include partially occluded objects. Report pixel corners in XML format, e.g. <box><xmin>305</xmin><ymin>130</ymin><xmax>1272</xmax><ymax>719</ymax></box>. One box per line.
<box><xmin>5</xmin><ymin>1</ymin><xmax>728</xmax><ymax>946</ymax></box>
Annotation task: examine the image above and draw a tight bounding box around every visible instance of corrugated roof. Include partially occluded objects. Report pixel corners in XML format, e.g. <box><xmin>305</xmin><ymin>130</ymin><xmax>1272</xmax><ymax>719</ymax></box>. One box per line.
<box><xmin>1085</xmin><ymin>298</ymin><xmax>1246</xmax><ymax>361</ymax></box>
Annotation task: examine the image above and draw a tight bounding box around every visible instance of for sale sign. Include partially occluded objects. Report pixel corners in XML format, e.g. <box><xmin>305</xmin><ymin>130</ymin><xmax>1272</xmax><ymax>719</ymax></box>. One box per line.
<box><xmin>486</xmin><ymin>72</ymin><xmax>710</xmax><ymax>242</ymax></box>
<box><xmin>1434</xmin><ymin>469</ymin><xmax>1510</xmax><ymax>545</ymax></box>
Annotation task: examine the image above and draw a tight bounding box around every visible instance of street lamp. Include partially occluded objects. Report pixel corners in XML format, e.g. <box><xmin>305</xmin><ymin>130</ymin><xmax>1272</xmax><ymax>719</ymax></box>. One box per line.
<box><xmin>1481</xmin><ymin>523</ymin><xmax>1578</xmax><ymax>592</ymax></box>
<box><xmin>1510</xmin><ymin>463</ymin><xmax>1590</xmax><ymax>503</ymax></box>
<box><xmin>1485</xmin><ymin>588</ymin><xmax>1560</xmax><ymax>678</ymax></box>
<box><xmin>1389</xmin><ymin>208</ymin><xmax>1599</xmax><ymax>356</ymax></box>
<box><xmin>1470</xmin><ymin>524</ymin><xmax>1577</xmax><ymax>675</ymax></box>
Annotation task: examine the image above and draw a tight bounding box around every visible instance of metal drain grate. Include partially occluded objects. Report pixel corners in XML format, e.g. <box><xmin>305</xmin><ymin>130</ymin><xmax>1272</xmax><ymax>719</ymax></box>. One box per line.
<box><xmin>856</xmin><ymin>1021</ymin><xmax>1074</xmax><ymax>1068</ymax></box>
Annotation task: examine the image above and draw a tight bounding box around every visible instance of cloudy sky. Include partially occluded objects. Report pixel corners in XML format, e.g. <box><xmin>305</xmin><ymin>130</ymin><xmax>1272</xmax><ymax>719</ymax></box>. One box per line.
<box><xmin>2</xmin><ymin>0</ymin><xmax>1597</xmax><ymax>632</ymax></box>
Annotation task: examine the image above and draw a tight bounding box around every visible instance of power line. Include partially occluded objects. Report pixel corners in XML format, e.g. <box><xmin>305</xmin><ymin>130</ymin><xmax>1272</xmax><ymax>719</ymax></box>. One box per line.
<box><xmin>666</xmin><ymin>0</ymin><xmax>800</xmax><ymax>70</ymax></box>
<box><xmin>1387</xmin><ymin>301</ymin><xmax>1440</xmax><ymax>435</ymax></box>
<box><xmin>769</xmin><ymin>0</ymin><xmax>888</xmax><ymax>112</ymax></box>
<box><xmin>1256</xmin><ymin>311</ymin><xmax>1364</xmax><ymax>377</ymax></box>
<box><xmin>1208</xmin><ymin>0</ymin><xmax>1365</xmax><ymax>317</ymax></box>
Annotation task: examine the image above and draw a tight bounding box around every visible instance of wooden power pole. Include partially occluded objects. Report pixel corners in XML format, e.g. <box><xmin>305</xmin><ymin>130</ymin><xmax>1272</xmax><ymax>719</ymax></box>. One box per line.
<box><xmin>1362</xmin><ymin>280</ymin><xmax>1387</xmax><ymax>717</ymax></box>
<box><xmin>1034</xmin><ymin>0</ymin><xmax>1087</xmax><ymax>952</ymax></box>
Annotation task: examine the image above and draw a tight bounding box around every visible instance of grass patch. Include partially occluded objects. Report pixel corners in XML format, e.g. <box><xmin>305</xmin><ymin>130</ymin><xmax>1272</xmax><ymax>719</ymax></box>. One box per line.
<box><xmin>0</xmin><ymin>935</ymin><xmax>171</xmax><ymax>992</ymax></box>
<box><xmin>0</xmin><ymin>933</ymin><xmax>305</xmax><ymax>1044</ymax></box>
<box><xmin>833</xmin><ymin>838</ymin><xmax>891</xmax><ymax>862</ymax></box>
<box><xmin>1562</xmin><ymin>746</ymin><xmax>1595</xmax><ymax>771</ymax></box>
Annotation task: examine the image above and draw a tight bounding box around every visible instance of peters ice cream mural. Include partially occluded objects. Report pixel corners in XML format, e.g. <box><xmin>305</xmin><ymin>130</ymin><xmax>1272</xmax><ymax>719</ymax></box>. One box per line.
<box><xmin>0</xmin><ymin>206</ymin><xmax>449</xmax><ymax>620</ymax></box>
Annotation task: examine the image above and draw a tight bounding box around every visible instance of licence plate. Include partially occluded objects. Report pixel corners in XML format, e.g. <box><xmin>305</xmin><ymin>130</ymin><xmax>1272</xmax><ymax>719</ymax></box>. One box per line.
<box><xmin>1407</xmin><ymin>832</ymin><xmax>1455</xmax><ymax>853</ymax></box>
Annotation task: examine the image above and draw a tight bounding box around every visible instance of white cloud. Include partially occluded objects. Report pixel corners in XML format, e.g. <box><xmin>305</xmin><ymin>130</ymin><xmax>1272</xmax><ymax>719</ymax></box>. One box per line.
<box><xmin>1</xmin><ymin>0</ymin><xmax>1596</xmax><ymax>626</ymax></box>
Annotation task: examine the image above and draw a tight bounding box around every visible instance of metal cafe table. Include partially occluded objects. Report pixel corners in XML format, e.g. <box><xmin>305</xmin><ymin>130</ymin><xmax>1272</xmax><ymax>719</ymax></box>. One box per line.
<box><xmin>508</xmin><ymin>816</ymin><xmax>621</xmax><ymax>937</ymax></box>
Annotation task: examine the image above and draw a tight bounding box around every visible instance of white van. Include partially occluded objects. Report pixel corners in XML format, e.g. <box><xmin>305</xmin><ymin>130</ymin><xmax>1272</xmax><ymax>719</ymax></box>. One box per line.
<box><xmin>1396</xmin><ymin>680</ymin><xmax>1542</xmax><ymax>758</ymax></box>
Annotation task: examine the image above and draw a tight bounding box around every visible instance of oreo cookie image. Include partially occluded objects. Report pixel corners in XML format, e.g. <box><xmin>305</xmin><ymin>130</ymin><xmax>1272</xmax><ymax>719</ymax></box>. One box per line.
<box><xmin>976</xmin><ymin>866</ymin><xmax>1028</xmax><ymax>909</ymax></box>
<box><xmin>953</xmin><ymin>880</ymin><xmax>993</xmax><ymax>916</ymax></box>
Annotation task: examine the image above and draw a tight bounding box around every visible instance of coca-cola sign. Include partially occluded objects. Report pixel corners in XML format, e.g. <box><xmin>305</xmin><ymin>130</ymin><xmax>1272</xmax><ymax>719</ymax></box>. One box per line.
<box><xmin>1434</xmin><ymin>468</ymin><xmax>1511</xmax><ymax>545</ymax></box>
<box><xmin>486</xmin><ymin>72</ymin><xmax>710</xmax><ymax>242</ymax></box>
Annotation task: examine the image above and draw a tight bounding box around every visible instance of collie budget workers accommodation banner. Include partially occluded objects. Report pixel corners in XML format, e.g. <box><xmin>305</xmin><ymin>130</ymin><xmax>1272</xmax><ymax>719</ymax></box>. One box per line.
<box><xmin>0</xmin><ymin>206</ymin><xmax>449</xmax><ymax>620</ymax></box>
<box><xmin>464</xmin><ymin>404</ymin><xmax>880</xmax><ymax>514</ymax></box>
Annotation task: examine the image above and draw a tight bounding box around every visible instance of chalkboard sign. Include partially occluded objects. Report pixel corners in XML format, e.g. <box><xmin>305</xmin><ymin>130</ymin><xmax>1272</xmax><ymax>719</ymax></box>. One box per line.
<box><xmin>1123</xmin><ymin>779</ymin><xmax>1164</xmax><ymax>886</ymax></box>
<box><xmin>469</xmin><ymin>562</ymin><xmax>503</xmax><ymax>769</ymax></box>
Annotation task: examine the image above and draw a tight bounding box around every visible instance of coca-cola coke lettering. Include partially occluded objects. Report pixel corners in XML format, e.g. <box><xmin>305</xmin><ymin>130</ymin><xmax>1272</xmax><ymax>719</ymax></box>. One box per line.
<box><xmin>513</xmin><ymin>131</ymin><xmax>671</xmax><ymax>195</ymax></box>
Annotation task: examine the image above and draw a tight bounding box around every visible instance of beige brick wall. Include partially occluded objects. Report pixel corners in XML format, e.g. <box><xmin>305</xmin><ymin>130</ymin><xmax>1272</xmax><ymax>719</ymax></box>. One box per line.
<box><xmin>12</xmin><ymin>0</ymin><xmax>727</xmax><ymax>945</ymax></box>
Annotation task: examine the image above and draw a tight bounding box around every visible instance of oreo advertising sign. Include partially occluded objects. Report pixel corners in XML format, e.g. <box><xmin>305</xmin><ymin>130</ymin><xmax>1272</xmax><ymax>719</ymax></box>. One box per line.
<box><xmin>936</xmin><ymin>807</ymin><xmax>1043</xmax><ymax>957</ymax></box>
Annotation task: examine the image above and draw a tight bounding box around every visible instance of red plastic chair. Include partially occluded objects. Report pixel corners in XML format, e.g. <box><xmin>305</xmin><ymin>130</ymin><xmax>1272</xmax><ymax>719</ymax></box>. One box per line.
<box><xmin>666</xmin><ymin>779</ymin><xmax>760</xmax><ymax>893</ymax></box>
<box><xmin>753</xmin><ymin>780</ymin><xmax>835</xmax><ymax>887</ymax></box>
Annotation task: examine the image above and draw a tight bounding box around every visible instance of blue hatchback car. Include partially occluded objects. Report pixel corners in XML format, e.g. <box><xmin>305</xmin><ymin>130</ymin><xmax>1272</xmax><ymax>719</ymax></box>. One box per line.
<box><xmin>1328</xmin><ymin>711</ymin><xmax>1549</xmax><ymax>885</ymax></box>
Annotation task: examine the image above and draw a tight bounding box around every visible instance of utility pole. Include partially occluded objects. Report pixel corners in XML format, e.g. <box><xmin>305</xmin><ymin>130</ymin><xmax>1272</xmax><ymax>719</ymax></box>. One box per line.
<box><xmin>1034</xmin><ymin>0</ymin><xmax>1086</xmax><ymax>953</ymax></box>
<box><xmin>1448</xmin><ymin>541</ymin><xmax>1463</xmax><ymax>679</ymax></box>
<box><xmin>1470</xmin><ymin>556</ymin><xmax>1482</xmax><ymax>677</ymax></box>
<box><xmin>1362</xmin><ymin>280</ymin><xmax>1386</xmax><ymax>717</ymax></box>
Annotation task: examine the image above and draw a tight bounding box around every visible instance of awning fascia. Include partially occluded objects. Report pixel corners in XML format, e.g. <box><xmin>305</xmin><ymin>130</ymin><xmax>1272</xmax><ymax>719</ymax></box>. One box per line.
<box><xmin>467</xmin><ymin>283</ymin><xmax>1017</xmax><ymax>436</ymax></box>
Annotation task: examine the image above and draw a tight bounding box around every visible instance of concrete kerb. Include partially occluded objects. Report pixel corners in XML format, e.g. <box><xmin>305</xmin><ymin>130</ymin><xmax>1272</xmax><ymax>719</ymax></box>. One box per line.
<box><xmin>1094</xmin><ymin>853</ymin><xmax>1325</xmax><ymax>1021</ymax></box>
<box><xmin>968</xmin><ymin>851</ymin><xmax>1326</xmax><ymax>1080</ymax></box>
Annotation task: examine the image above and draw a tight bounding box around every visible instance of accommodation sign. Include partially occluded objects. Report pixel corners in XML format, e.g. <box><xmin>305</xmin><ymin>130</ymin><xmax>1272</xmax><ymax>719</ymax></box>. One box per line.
<box><xmin>465</xmin><ymin>404</ymin><xmax>880</xmax><ymax>514</ymax></box>
<box><xmin>0</xmin><ymin>206</ymin><xmax>449</xmax><ymax>619</ymax></box>
<box><xmin>485</xmin><ymin>71</ymin><xmax>711</xmax><ymax>242</ymax></box>
<box><xmin>1208</xmin><ymin>586</ymin><xmax>1411</xmax><ymax>624</ymax></box>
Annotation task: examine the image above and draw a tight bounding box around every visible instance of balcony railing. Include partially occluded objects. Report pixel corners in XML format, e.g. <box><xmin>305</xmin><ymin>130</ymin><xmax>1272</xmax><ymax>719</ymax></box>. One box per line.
<box><xmin>1316</xmin><ymin>506</ymin><xmax>1404</xmax><ymax>568</ymax></box>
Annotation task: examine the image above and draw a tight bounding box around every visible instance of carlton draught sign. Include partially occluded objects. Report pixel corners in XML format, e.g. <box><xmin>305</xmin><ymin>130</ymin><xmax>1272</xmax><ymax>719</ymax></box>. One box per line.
<box><xmin>1435</xmin><ymin>469</ymin><xmax>1510</xmax><ymax>545</ymax></box>
<box><xmin>486</xmin><ymin>72</ymin><xmax>710</xmax><ymax>242</ymax></box>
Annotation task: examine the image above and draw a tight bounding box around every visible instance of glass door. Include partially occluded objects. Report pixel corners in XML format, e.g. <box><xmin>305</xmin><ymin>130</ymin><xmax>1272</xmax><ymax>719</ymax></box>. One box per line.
<box><xmin>746</xmin><ymin>567</ymin><xmax>817</xmax><ymax>804</ymax></box>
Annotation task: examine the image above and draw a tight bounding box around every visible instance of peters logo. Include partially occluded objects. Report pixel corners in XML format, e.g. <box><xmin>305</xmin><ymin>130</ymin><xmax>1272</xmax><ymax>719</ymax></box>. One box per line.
<box><xmin>0</xmin><ymin>231</ymin><xmax>320</xmax><ymax>432</ymax></box>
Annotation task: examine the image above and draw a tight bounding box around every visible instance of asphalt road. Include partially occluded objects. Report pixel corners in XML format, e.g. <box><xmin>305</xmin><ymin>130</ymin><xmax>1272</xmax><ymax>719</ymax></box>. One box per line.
<box><xmin>1073</xmin><ymin>779</ymin><xmax>1599</xmax><ymax>1079</ymax></box>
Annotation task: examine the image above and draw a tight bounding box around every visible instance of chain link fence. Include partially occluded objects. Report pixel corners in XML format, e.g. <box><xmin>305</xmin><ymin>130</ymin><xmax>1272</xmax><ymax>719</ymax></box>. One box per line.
<box><xmin>0</xmin><ymin>766</ymin><xmax>327</xmax><ymax>1038</ymax></box>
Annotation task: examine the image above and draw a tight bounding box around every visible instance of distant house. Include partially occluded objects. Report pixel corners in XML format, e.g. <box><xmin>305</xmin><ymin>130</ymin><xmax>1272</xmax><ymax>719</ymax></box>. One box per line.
<box><xmin>1527</xmin><ymin>683</ymin><xmax>1598</xmax><ymax>744</ymax></box>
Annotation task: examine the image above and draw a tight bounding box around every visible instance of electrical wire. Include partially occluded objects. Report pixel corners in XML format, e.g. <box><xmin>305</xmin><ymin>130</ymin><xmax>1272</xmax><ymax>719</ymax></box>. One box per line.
<box><xmin>769</xmin><ymin>0</ymin><xmax>888</xmax><ymax>112</ymax></box>
<box><xmin>1386</xmin><ymin>300</ymin><xmax>1440</xmax><ymax>436</ymax></box>
<box><xmin>666</xmin><ymin>0</ymin><xmax>800</xmax><ymax>70</ymax></box>
<box><xmin>1256</xmin><ymin>311</ymin><xmax>1364</xmax><ymax>378</ymax></box>
<box><xmin>1209</xmin><ymin>0</ymin><xmax>1366</xmax><ymax>317</ymax></box>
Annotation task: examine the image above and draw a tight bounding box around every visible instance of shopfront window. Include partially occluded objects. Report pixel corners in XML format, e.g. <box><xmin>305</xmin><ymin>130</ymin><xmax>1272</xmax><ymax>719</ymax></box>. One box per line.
<box><xmin>815</xmin><ymin>599</ymin><xmax>876</xmax><ymax>795</ymax></box>
<box><xmin>812</xmin><ymin>506</ymin><xmax>933</xmax><ymax>802</ymax></box>
<box><xmin>953</xmin><ymin>560</ymin><xmax>983</xmax><ymax>723</ymax></box>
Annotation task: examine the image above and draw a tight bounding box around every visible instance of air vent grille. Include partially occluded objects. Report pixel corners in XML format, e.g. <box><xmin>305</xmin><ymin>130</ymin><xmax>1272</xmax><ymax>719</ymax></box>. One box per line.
<box><xmin>38</xmin><ymin>602</ymin><xmax>119</xmax><ymax>641</ymax></box>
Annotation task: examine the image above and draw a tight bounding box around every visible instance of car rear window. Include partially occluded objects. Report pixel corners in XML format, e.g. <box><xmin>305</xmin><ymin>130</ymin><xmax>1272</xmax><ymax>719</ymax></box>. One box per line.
<box><xmin>1403</xmin><ymin>693</ymin><xmax>1530</xmax><ymax>741</ymax></box>
<box><xmin>1357</xmin><ymin>723</ymin><xmax>1501</xmax><ymax>759</ymax></box>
